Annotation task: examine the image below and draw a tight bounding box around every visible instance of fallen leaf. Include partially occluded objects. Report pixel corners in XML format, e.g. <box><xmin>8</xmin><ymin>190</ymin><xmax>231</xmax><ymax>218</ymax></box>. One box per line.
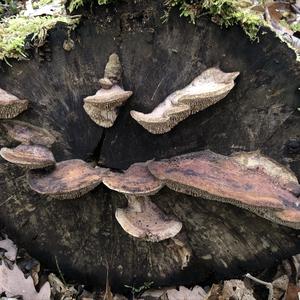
<box><xmin>272</xmin><ymin>275</ymin><xmax>289</xmax><ymax>300</ymax></box>
<box><xmin>0</xmin><ymin>262</ymin><xmax>50</xmax><ymax>300</ymax></box>
<box><xmin>166</xmin><ymin>285</ymin><xmax>207</xmax><ymax>300</ymax></box>
<box><xmin>285</xmin><ymin>283</ymin><xmax>300</xmax><ymax>300</ymax></box>
<box><xmin>0</xmin><ymin>239</ymin><xmax>17</xmax><ymax>261</ymax></box>
<box><xmin>222</xmin><ymin>280</ymin><xmax>256</xmax><ymax>300</ymax></box>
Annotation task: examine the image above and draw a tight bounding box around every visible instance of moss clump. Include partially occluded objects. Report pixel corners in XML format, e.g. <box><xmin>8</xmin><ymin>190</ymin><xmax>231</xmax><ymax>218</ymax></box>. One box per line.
<box><xmin>67</xmin><ymin>0</ymin><xmax>115</xmax><ymax>12</ymax></box>
<box><xmin>0</xmin><ymin>15</ymin><xmax>79</xmax><ymax>61</ymax></box>
<box><xmin>164</xmin><ymin>0</ymin><xmax>264</xmax><ymax>41</ymax></box>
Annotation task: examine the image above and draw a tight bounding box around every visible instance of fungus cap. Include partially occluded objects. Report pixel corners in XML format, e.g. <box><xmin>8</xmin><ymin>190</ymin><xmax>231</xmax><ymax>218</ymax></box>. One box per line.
<box><xmin>148</xmin><ymin>150</ymin><xmax>300</xmax><ymax>229</ymax></box>
<box><xmin>231</xmin><ymin>150</ymin><xmax>299</xmax><ymax>187</ymax></box>
<box><xmin>103</xmin><ymin>162</ymin><xmax>163</xmax><ymax>195</ymax></box>
<box><xmin>83</xmin><ymin>85</ymin><xmax>132</xmax><ymax>109</ymax></box>
<box><xmin>115</xmin><ymin>195</ymin><xmax>182</xmax><ymax>242</ymax></box>
<box><xmin>28</xmin><ymin>159</ymin><xmax>107</xmax><ymax>199</ymax></box>
<box><xmin>275</xmin><ymin>209</ymin><xmax>300</xmax><ymax>227</ymax></box>
<box><xmin>99</xmin><ymin>78</ymin><xmax>113</xmax><ymax>89</ymax></box>
<box><xmin>0</xmin><ymin>145</ymin><xmax>55</xmax><ymax>169</ymax></box>
<box><xmin>1</xmin><ymin>120</ymin><xmax>56</xmax><ymax>147</ymax></box>
<box><xmin>130</xmin><ymin>68</ymin><xmax>239</xmax><ymax>134</ymax></box>
<box><xmin>148</xmin><ymin>150</ymin><xmax>295</xmax><ymax>210</ymax></box>
<box><xmin>0</xmin><ymin>88</ymin><xmax>29</xmax><ymax>119</ymax></box>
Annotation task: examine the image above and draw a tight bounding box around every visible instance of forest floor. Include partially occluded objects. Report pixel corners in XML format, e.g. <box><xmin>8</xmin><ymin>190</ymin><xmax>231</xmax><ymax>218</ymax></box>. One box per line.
<box><xmin>0</xmin><ymin>234</ymin><xmax>300</xmax><ymax>300</ymax></box>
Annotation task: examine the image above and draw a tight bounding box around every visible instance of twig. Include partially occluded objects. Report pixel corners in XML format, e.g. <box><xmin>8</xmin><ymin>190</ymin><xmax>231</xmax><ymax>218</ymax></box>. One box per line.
<box><xmin>55</xmin><ymin>256</ymin><xmax>67</xmax><ymax>286</ymax></box>
<box><xmin>245</xmin><ymin>273</ymin><xmax>273</xmax><ymax>300</ymax></box>
<box><xmin>150</xmin><ymin>75</ymin><xmax>166</xmax><ymax>104</ymax></box>
<box><xmin>0</xmin><ymin>196</ymin><xmax>13</xmax><ymax>207</ymax></box>
<box><xmin>103</xmin><ymin>260</ymin><xmax>113</xmax><ymax>300</ymax></box>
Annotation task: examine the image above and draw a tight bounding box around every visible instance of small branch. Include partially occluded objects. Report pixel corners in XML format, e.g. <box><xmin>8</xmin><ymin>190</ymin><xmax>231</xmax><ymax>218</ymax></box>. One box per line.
<box><xmin>55</xmin><ymin>256</ymin><xmax>67</xmax><ymax>286</ymax></box>
<box><xmin>245</xmin><ymin>273</ymin><xmax>273</xmax><ymax>300</ymax></box>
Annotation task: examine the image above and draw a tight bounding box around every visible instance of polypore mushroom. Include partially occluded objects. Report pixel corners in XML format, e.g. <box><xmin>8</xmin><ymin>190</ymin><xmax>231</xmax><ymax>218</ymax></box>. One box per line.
<box><xmin>0</xmin><ymin>145</ymin><xmax>55</xmax><ymax>169</ymax></box>
<box><xmin>1</xmin><ymin>120</ymin><xmax>56</xmax><ymax>147</ymax></box>
<box><xmin>130</xmin><ymin>68</ymin><xmax>239</xmax><ymax>134</ymax></box>
<box><xmin>102</xmin><ymin>162</ymin><xmax>181</xmax><ymax>241</ymax></box>
<box><xmin>83</xmin><ymin>85</ymin><xmax>132</xmax><ymax>127</ymax></box>
<box><xmin>102</xmin><ymin>162</ymin><xmax>163</xmax><ymax>195</ymax></box>
<box><xmin>0</xmin><ymin>88</ymin><xmax>29</xmax><ymax>119</ymax></box>
<box><xmin>83</xmin><ymin>53</ymin><xmax>132</xmax><ymax>127</ymax></box>
<box><xmin>28</xmin><ymin>159</ymin><xmax>107</xmax><ymax>199</ymax></box>
<box><xmin>148</xmin><ymin>150</ymin><xmax>300</xmax><ymax>229</ymax></box>
<box><xmin>115</xmin><ymin>195</ymin><xmax>182</xmax><ymax>242</ymax></box>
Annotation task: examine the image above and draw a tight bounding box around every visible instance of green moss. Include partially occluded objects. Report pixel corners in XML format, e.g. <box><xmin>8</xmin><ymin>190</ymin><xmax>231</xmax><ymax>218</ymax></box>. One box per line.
<box><xmin>68</xmin><ymin>0</ymin><xmax>114</xmax><ymax>12</ymax></box>
<box><xmin>164</xmin><ymin>0</ymin><xmax>264</xmax><ymax>41</ymax></box>
<box><xmin>0</xmin><ymin>15</ymin><xmax>79</xmax><ymax>61</ymax></box>
<box><xmin>32</xmin><ymin>0</ymin><xmax>53</xmax><ymax>9</ymax></box>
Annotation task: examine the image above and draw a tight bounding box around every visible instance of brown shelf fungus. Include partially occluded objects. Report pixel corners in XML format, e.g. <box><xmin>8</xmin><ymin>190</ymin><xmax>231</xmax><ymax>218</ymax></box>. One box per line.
<box><xmin>148</xmin><ymin>150</ymin><xmax>300</xmax><ymax>229</ymax></box>
<box><xmin>115</xmin><ymin>195</ymin><xmax>182</xmax><ymax>242</ymax></box>
<box><xmin>130</xmin><ymin>68</ymin><xmax>239</xmax><ymax>134</ymax></box>
<box><xmin>1</xmin><ymin>120</ymin><xmax>56</xmax><ymax>147</ymax></box>
<box><xmin>0</xmin><ymin>145</ymin><xmax>55</xmax><ymax>169</ymax></box>
<box><xmin>0</xmin><ymin>88</ymin><xmax>29</xmax><ymax>119</ymax></box>
<box><xmin>102</xmin><ymin>162</ymin><xmax>163</xmax><ymax>195</ymax></box>
<box><xmin>27</xmin><ymin>159</ymin><xmax>107</xmax><ymax>199</ymax></box>
<box><xmin>83</xmin><ymin>53</ymin><xmax>132</xmax><ymax>128</ymax></box>
<box><xmin>103</xmin><ymin>163</ymin><xmax>181</xmax><ymax>241</ymax></box>
<box><xmin>231</xmin><ymin>151</ymin><xmax>299</xmax><ymax>189</ymax></box>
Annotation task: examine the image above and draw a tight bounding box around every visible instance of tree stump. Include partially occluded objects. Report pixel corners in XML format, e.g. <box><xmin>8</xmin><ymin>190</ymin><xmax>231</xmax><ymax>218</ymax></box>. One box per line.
<box><xmin>0</xmin><ymin>0</ymin><xmax>299</xmax><ymax>290</ymax></box>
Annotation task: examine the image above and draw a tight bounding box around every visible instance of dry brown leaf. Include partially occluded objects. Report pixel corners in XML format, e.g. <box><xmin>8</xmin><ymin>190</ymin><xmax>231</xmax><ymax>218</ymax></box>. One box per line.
<box><xmin>205</xmin><ymin>280</ymin><xmax>256</xmax><ymax>300</ymax></box>
<box><xmin>284</xmin><ymin>283</ymin><xmax>300</xmax><ymax>300</ymax></box>
<box><xmin>222</xmin><ymin>280</ymin><xmax>256</xmax><ymax>300</ymax></box>
<box><xmin>205</xmin><ymin>283</ymin><xmax>223</xmax><ymax>300</ymax></box>
<box><xmin>0</xmin><ymin>239</ymin><xmax>17</xmax><ymax>261</ymax></box>
<box><xmin>0</xmin><ymin>262</ymin><xmax>50</xmax><ymax>300</ymax></box>
<box><xmin>140</xmin><ymin>287</ymin><xmax>169</xmax><ymax>299</ymax></box>
<box><xmin>166</xmin><ymin>285</ymin><xmax>207</xmax><ymax>300</ymax></box>
<box><xmin>272</xmin><ymin>275</ymin><xmax>289</xmax><ymax>300</ymax></box>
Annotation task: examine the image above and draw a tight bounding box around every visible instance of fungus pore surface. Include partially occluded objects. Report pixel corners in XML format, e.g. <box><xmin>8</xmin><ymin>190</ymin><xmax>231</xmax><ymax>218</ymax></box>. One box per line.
<box><xmin>0</xmin><ymin>88</ymin><xmax>29</xmax><ymax>119</ymax></box>
<box><xmin>115</xmin><ymin>195</ymin><xmax>183</xmax><ymax>242</ymax></box>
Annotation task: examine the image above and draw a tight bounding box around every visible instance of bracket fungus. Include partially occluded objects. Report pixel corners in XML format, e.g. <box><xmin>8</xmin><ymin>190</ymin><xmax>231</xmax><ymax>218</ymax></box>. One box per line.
<box><xmin>1</xmin><ymin>120</ymin><xmax>56</xmax><ymax>147</ymax></box>
<box><xmin>102</xmin><ymin>162</ymin><xmax>163</xmax><ymax>195</ymax></box>
<box><xmin>230</xmin><ymin>151</ymin><xmax>299</xmax><ymax>190</ymax></box>
<box><xmin>115</xmin><ymin>195</ymin><xmax>182</xmax><ymax>242</ymax></box>
<box><xmin>102</xmin><ymin>163</ymin><xmax>181</xmax><ymax>241</ymax></box>
<box><xmin>28</xmin><ymin>159</ymin><xmax>107</xmax><ymax>199</ymax></box>
<box><xmin>0</xmin><ymin>145</ymin><xmax>55</xmax><ymax>169</ymax></box>
<box><xmin>148</xmin><ymin>150</ymin><xmax>300</xmax><ymax>229</ymax></box>
<box><xmin>0</xmin><ymin>88</ymin><xmax>29</xmax><ymax>119</ymax></box>
<box><xmin>83</xmin><ymin>53</ymin><xmax>132</xmax><ymax>128</ymax></box>
<box><xmin>130</xmin><ymin>68</ymin><xmax>239</xmax><ymax>134</ymax></box>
